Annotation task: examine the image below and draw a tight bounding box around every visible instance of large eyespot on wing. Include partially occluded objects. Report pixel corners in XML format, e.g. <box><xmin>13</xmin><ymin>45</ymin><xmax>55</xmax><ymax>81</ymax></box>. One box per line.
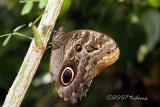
<box><xmin>57</xmin><ymin>64</ymin><xmax>93</xmax><ymax>103</ymax></box>
<box><xmin>60</xmin><ymin>67</ymin><xmax>74</xmax><ymax>86</ymax></box>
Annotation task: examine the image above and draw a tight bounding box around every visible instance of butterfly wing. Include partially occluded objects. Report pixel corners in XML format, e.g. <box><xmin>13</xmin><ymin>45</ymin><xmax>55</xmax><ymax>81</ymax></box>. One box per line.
<box><xmin>50</xmin><ymin>30</ymin><xmax>120</xmax><ymax>103</ymax></box>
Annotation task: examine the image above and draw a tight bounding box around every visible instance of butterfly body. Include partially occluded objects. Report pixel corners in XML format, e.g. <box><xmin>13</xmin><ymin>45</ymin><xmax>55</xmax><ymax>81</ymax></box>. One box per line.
<box><xmin>50</xmin><ymin>28</ymin><xmax>120</xmax><ymax>103</ymax></box>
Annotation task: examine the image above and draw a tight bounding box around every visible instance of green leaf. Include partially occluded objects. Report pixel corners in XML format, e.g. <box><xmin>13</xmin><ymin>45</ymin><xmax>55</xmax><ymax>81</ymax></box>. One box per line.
<box><xmin>21</xmin><ymin>0</ymin><xmax>33</xmax><ymax>15</ymax></box>
<box><xmin>13</xmin><ymin>24</ymin><xmax>26</xmax><ymax>32</ymax></box>
<box><xmin>39</xmin><ymin>0</ymin><xmax>47</xmax><ymax>9</ymax></box>
<box><xmin>137</xmin><ymin>9</ymin><xmax>160</xmax><ymax>62</ymax></box>
<box><xmin>3</xmin><ymin>35</ymin><xmax>12</xmax><ymax>46</ymax></box>
<box><xmin>140</xmin><ymin>9</ymin><xmax>160</xmax><ymax>52</ymax></box>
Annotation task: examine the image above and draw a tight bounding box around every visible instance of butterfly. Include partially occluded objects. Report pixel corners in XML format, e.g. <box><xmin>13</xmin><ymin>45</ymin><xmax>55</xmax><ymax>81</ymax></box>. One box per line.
<box><xmin>49</xmin><ymin>27</ymin><xmax>120</xmax><ymax>103</ymax></box>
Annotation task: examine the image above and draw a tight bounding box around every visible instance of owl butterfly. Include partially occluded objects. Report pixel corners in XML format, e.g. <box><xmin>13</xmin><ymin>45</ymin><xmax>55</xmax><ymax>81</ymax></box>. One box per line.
<box><xmin>50</xmin><ymin>27</ymin><xmax>120</xmax><ymax>103</ymax></box>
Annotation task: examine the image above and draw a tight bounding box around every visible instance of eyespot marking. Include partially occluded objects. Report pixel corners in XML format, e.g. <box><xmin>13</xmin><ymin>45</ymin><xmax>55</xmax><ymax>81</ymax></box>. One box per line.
<box><xmin>76</xmin><ymin>44</ymin><xmax>82</xmax><ymax>52</ymax></box>
<box><xmin>61</xmin><ymin>67</ymin><xmax>74</xmax><ymax>86</ymax></box>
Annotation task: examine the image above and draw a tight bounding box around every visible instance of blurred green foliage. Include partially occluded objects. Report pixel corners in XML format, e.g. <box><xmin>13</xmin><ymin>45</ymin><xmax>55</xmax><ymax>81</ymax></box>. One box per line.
<box><xmin>0</xmin><ymin>0</ymin><xmax>160</xmax><ymax>107</ymax></box>
<box><xmin>21</xmin><ymin>0</ymin><xmax>33</xmax><ymax>15</ymax></box>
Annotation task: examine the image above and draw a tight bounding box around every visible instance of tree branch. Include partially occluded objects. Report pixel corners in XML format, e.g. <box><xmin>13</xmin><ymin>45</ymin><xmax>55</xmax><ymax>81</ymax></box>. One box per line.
<box><xmin>2</xmin><ymin>0</ymin><xmax>64</xmax><ymax>106</ymax></box>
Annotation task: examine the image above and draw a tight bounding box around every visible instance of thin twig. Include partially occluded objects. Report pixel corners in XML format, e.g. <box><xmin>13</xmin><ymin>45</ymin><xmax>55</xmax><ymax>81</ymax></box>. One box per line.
<box><xmin>0</xmin><ymin>32</ymin><xmax>33</xmax><ymax>40</ymax></box>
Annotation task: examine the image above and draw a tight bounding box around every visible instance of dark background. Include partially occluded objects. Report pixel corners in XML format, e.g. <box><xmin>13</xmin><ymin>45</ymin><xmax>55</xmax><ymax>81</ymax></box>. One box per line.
<box><xmin>0</xmin><ymin>0</ymin><xmax>160</xmax><ymax>107</ymax></box>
